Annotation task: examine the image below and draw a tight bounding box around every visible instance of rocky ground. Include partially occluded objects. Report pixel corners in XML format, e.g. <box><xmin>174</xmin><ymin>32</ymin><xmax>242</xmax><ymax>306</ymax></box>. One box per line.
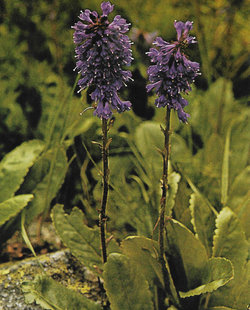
<box><xmin>0</xmin><ymin>250</ymin><xmax>101</xmax><ymax>310</ymax></box>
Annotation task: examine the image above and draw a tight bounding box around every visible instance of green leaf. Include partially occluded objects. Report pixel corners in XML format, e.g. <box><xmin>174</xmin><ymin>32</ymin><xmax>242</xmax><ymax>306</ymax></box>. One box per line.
<box><xmin>228</xmin><ymin>166</ymin><xmax>250</xmax><ymax>212</ymax></box>
<box><xmin>64</xmin><ymin>116</ymin><xmax>97</xmax><ymax>143</ymax></box>
<box><xmin>121</xmin><ymin>236</ymin><xmax>180</xmax><ymax>306</ymax></box>
<box><xmin>172</xmin><ymin>178</ymin><xmax>193</xmax><ymax>229</ymax></box>
<box><xmin>0</xmin><ymin>81</ymin><xmax>28</xmax><ymax>135</ymax></box>
<box><xmin>24</xmin><ymin>146</ymin><xmax>68</xmax><ymax>223</ymax></box>
<box><xmin>189</xmin><ymin>79</ymin><xmax>234</xmax><ymax>142</ymax></box>
<box><xmin>209</xmin><ymin>260</ymin><xmax>250</xmax><ymax>309</ymax></box>
<box><xmin>210</xmin><ymin>207</ymin><xmax>249</xmax><ymax>309</ymax></box>
<box><xmin>166</xmin><ymin>172</ymin><xmax>181</xmax><ymax>216</ymax></box>
<box><xmin>183</xmin><ymin>172</ymin><xmax>218</xmax><ymax>217</ymax></box>
<box><xmin>22</xmin><ymin>275</ymin><xmax>102</xmax><ymax>310</ymax></box>
<box><xmin>221</xmin><ymin>125</ymin><xmax>232</xmax><ymax>205</ymax></box>
<box><xmin>165</xmin><ymin>219</ymin><xmax>208</xmax><ymax>291</ymax></box>
<box><xmin>92</xmin><ymin>153</ymin><xmax>157</xmax><ymax>238</ymax></box>
<box><xmin>52</xmin><ymin>204</ymin><xmax>119</xmax><ymax>274</ymax></box>
<box><xmin>52</xmin><ymin>204</ymin><xmax>102</xmax><ymax>273</ymax></box>
<box><xmin>134</xmin><ymin>121</ymin><xmax>162</xmax><ymax>180</ymax></box>
<box><xmin>0</xmin><ymin>140</ymin><xmax>45</xmax><ymax>203</ymax></box>
<box><xmin>237</xmin><ymin>199</ymin><xmax>250</xmax><ymax>240</ymax></box>
<box><xmin>189</xmin><ymin>193</ymin><xmax>216</xmax><ymax>257</ymax></box>
<box><xmin>212</xmin><ymin>207</ymin><xmax>248</xmax><ymax>277</ymax></box>
<box><xmin>207</xmin><ymin>307</ymin><xmax>236</xmax><ymax>310</ymax></box>
<box><xmin>134</xmin><ymin>122</ymin><xmax>191</xmax><ymax>178</ymax></box>
<box><xmin>0</xmin><ymin>194</ymin><xmax>33</xmax><ymax>226</ymax></box>
<box><xmin>227</xmin><ymin>166</ymin><xmax>250</xmax><ymax>239</ymax></box>
<box><xmin>134</xmin><ymin>121</ymin><xmax>162</xmax><ymax>158</ymax></box>
<box><xmin>103</xmin><ymin>253</ymin><xmax>153</xmax><ymax>310</ymax></box>
<box><xmin>121</xmin><ymin>236</ymin><xmax>163</xmax><ymax>287</ymax></box>
<box><xmin>203</xmin><ymin>133</ymin><xmax>223</xmax><ymax>201</ymax></box>
<box><xmin>230</xmin><ymin>113</ymin><xmax>250</xmax><ymax>183</ymax></box>
<box><xmin>204</xmin><ymin>133</ymin><xmax>223</xmax><ymax>172</ymax></box>
<box><xmin>179</xmin><ymin>257</ymin><xmax>233</xmax><ymax>298</ymax></box>
<box><xmin>171</xmin><ymin>133</ymin><xmax>193</xmax><ymax>164</ymax></box>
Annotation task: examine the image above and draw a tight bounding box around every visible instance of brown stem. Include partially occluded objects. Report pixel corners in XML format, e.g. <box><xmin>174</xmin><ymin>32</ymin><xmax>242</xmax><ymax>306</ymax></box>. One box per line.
<box><xmin>204</xmin><ymin>292</ymin><xmax>211</xmax><ymax>309</ymax></box>
<box><xmin>159</xmin><ymin>108</ymin><xmax>173</xmax><ymax>298</ymax></box>
<box><xmin>158</xmin><ymin>109</ymin><xmax>181</xmax><ymax>309</ymax></box>
<box><xmin>159</xmin><ymin>108</ymin><xmax>171</xmax><ymax>262</ymax></box>
<box><xmin>100</xmin><ymin>118</ymin><xmax>109</xmax><ymax>264</ymax></box>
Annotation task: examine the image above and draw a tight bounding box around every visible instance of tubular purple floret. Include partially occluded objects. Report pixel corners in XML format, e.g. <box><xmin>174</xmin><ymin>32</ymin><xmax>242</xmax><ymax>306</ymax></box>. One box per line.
<box><xmin>73</xmin><ymin>1</ymin><xmax>133</xmax><ymax>119</ymax></box>
<box><xmin>146</xmin><ymin>20</ymin><xmax>200</xmax><ymax>122</ymax></box>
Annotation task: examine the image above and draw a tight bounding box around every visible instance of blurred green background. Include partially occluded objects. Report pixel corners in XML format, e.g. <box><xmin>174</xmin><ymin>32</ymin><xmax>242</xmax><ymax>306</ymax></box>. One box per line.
<box><xmin>0</xmin><ymin>0</ymin><xmax>249</xmax><ymax>157</ymax></box>
<box><xmin>0</xmin><ymin>0</ymin><xmax>249</xmax><ymax>241</ymax></box>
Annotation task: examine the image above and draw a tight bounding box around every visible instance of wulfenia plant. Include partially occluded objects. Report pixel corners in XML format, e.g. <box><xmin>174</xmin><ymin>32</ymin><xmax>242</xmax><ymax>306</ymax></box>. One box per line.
<box><xmin>20</xmin><ymin>2</ymin><xmax>249</xmax><ymax>310</ymax></box>
<box><xmin>146</xmin><ymin>20</ymin><xmax>200</xmax><ymax>307</ymax></box>
<box><xmin>72</xmin><ymin>0</ymin><xmax>133</xmax><ymax>265</ymax></box>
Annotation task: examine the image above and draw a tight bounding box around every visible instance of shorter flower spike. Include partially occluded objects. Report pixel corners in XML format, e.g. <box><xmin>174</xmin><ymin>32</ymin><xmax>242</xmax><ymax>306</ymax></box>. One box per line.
<box><xmin>72</xmin><ymin>1</ymin><xmax>133</xmax><ymax>119</ymax></box>
<box><xmin>147</xmin><ymin>21</ymin><xmax>200</xmax><ymax>122</ymax></box>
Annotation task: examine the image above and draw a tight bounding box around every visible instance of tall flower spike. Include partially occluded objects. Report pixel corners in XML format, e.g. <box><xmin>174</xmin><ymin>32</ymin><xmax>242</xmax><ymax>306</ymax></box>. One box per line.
<box><xmin>147</xmin><ymin>21</ymin><xmax>200</xmax><ymax>123</ymax></box>
<box><xmin>72</xmin><ymin>1</ymin><xmax>133</xmax><ymax>119</ymax></box>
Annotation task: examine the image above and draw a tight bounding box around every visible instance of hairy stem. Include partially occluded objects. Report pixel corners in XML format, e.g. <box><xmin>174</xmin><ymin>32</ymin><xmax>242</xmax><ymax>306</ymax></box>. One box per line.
<box><xmin>159</xmin><ymin>108</ymin><xmax>172</xmax><ymax>294</ymax></box>
<box><xmin>158</xmin><ymin>109</ymin><xmax>181</xmax><ymax>309</ymax></box>
<box><xmin>100</xmin><ymin>118</ymin><xmax>109</xmax><ymax>264</ymax></box>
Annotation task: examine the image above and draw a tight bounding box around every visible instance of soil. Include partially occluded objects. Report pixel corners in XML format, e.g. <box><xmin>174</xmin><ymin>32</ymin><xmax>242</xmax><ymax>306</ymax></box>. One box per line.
<box><xmin>0</xmin><ymin>220</ymin><xmax>62</xmax><ymax>264</ymax></box>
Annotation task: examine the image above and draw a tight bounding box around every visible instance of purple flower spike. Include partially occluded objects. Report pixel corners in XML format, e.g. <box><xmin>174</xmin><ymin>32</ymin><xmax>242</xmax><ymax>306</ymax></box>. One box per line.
<box><xmin>146</xmin><ymin>21</ymin><xmax>200</xmax><ymax>122</ymax></box>
<box><xmin>72</xmin><ymin>2</ymin><xmax>133</xmax><ymax>119</ymax></box>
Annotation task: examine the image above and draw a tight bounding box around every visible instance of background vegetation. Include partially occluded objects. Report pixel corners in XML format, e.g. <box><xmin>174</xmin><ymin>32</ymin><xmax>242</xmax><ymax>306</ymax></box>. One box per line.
<box><xmin>0</xmin><ymin>0</ymin><xmax>249</xmax><ymax>309</ymax></box>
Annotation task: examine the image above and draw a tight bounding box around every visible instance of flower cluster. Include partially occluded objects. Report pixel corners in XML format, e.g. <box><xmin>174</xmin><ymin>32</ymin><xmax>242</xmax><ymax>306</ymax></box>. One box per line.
<box><xmin>72</xmin><ymin>2</ymin><xmax>133</xmax><ymax>119</ymax></box>
<box><xmin>147</xmin><ymin>21</ymin><xmax>200</xmax><ymax>122</ymax></box>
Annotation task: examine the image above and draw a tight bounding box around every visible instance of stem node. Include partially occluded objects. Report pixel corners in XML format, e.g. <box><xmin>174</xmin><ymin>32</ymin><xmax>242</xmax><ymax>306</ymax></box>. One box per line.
<box><xmin>99</xmin><ymin>118</ymin><xmax>109</xmax><ymax>264</ymax></box>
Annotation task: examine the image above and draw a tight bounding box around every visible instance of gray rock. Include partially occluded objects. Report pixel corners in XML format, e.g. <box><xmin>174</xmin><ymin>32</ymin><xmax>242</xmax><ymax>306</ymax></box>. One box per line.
<box><xmin>0</xmin><ymin>250</ymin><xmax>99</xmax><ymax>310</ymax></box>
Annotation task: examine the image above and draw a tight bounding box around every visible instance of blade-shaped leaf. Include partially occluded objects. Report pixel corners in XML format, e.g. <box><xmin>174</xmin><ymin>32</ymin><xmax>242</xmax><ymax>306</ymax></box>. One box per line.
<box><xmin>121</xmin><ymin>236</ymin><xmax>163</xmax><ymax>287</ymax></box>
<box><xmin>134</xmin><ymin>121</ymin><xmax>163</xmax><ymax>180</ymax></box>
<box><xmin>221</xmin><ymin>125</ymin><xmax>231</xmax><ymax>205</ymax></box>
<box><xmin>228</xmin><ymin>166</ymin><xmax>250</xmax><ymax>212</ymax></box>
<box><xmin>52</xmin><ymin>204</ymin><xmax>102</xmax><ymax>273</ymax></box>
<box><xmin>229</xmin><ymin>113</ymin><xmax>250</xmax><ymax>183</ymax></box>
<box><xmin>134</xmin><ymin>122</ymin><xmax>192</xmax><ymax>179</ymax></box>
<box><xmin>183</xmin><ymin>172</ymin><xmax>218</xmax><ymax>216</ymax></box>
<box><xmin>121</xmin><ymin>236</ymin><xmax>180</xmax><ymax>306</ymax></box>
<box><xmin>212</xmin><ymin>207</ymin><xmax>248</xmax><ymax>277</ymax></box>
<box><xmin>64</xmin><ymin>117</ymin><xmax>97</xmax><ymax>143</ymax></box>
<box><xmin>52</xmin><ymin>204</ymin><xmax>119</xmax><ymax>274</ymax></box>
<box><xmin>0</xmin><ymin>194</ymin><xmax>33</xmax><ymax>226</ymax></box>
<box><xmin>103</xmin><ymin>253</ymin><xmax>153</xmax><ymax>310</ymax></box>
<box><xmin>204</xmin><ymin>133</ymin><xmax>223</xmax><ymax>176</ymax></box>
<box><xmin>179</xmin><ymin>257</ymin><xmax>233</xmax><ymax>298</ymax></box>
<box><xmin>165</xmin><ymin>219</ymin><xmax>208</xmax><ymax>291</ymax></box>
<box><xmin>0</xmin><ymin>140</ymin><xmax>44</xmax><ymax>203</ymax></box>
<box><xmin>189</xmin><ymin>193</ymin><xmax>216</xmax><ymax>257</ymax></box>
<box><xmin>227</xmin><ymin>166</ymin><xmax>250</xmax><ymax>239</ymax></box>
<box><xmin>209</xmin><ymin>260</ymin><xmax>250</xmax><ymax>309</ymax></box>
<box><xmin>24</xmin><ymin>146</ymin><xmax>68</xmax><ymax>223</ymax></box>
<box><xmin>166</xmin><ymin>172</ymin><xmax>181</xmax><ymax>217</ymax></box>
<box><xmin>20</xmin><ymin>209</ymin><xmax>43</xmax><ymax>271</ymax></box>
<box><xmin>172</xmin><ymin>178</ymin><xmax>193</xmax><ymax>229</ymax></box>
<box><xmin>210</xmin><ymin>207</ymin><xmax>249</xmax><ymax>309</ymax></box>
<box><xmin>237</xmin><ymin>198</ymin><xmax>250</xmax><ymax>240</ymax></box>
<box><xmin>207</xmin><ymin>307</ymin><xmax>236</xmax><ymax>310</ymax></box>
<box><xmin>22</xmin><ymin>275</ymin><xmax>102</xmax><ymax>310</ymax></box>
